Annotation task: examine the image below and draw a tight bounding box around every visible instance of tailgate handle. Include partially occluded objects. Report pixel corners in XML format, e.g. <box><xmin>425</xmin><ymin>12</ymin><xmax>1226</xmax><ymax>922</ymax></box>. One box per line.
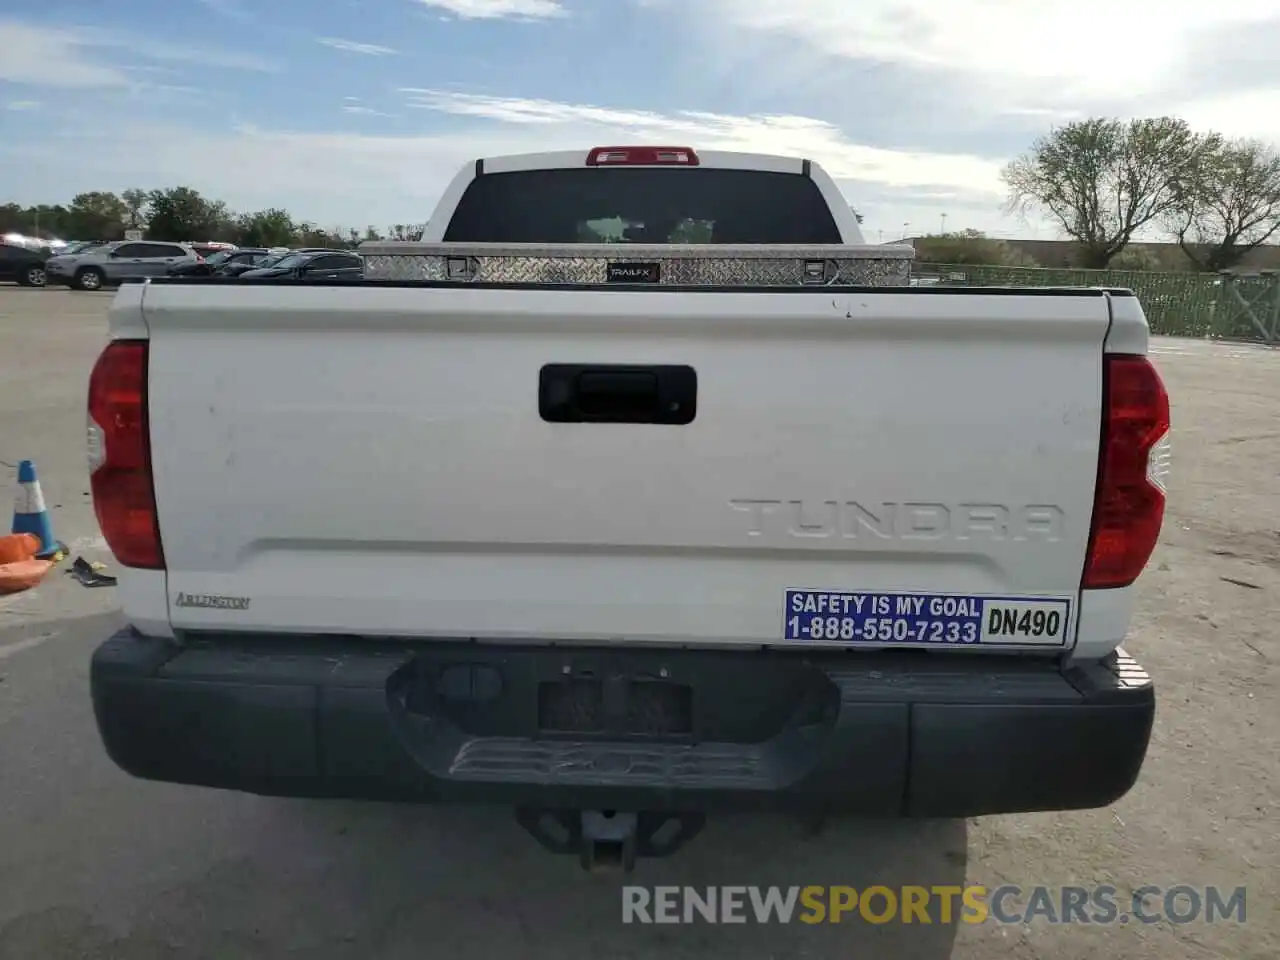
<box><xmin>540</xmin><ymin>364</ymin><xmax>697</xmax><ymax>425</ymax></box>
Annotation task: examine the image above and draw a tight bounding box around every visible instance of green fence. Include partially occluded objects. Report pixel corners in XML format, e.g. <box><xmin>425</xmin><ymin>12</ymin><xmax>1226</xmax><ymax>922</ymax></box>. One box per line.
<box><xmin>912</xmin><ymin>263</ymin><xmax>1280</xmax><ymax>342</ymax></box>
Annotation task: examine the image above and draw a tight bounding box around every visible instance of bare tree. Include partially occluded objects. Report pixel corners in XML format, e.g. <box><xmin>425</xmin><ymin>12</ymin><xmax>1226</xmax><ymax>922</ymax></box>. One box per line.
<box><xmin>1003</xmin><ymin>117</ymin><xmax>1220</xmax><ymax>269</ymax></box>
<box><xmin>121</xmin><ymin>189</ymin><xmax>149</xmax><ymax>230</ymax></box>
<box><xmin>1166</xmin><ymin>138</ymin><xmax>1280</xmax><ymax>272</ymax></box>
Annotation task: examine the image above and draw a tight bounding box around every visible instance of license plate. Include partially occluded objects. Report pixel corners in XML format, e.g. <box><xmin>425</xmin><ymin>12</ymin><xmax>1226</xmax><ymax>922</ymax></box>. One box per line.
<box><xmin>783</xmin><ymin>590</ymin><xmax>1071</xmax><ymax>647</ymax></box>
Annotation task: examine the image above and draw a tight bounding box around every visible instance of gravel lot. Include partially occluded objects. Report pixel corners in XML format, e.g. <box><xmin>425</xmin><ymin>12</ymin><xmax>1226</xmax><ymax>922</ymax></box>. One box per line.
<box><xmin>0</xmin><ymin>286</ymin><xmax>1275</xmax><ymax>959</ymax></box>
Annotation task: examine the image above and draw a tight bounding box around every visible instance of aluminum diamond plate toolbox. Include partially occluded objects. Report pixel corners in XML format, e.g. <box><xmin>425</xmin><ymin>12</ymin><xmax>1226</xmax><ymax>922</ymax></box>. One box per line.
<box><xmin>358</xmin><ymin>242</ymin><xmax>914</xmax><ymax>286</ymax></box>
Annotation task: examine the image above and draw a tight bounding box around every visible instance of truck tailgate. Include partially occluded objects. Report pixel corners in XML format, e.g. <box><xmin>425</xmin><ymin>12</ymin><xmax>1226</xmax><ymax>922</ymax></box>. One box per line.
<box><xmin>137</xmin><ymin>282</ymin><xmax>1112</xmax><ymax>650</ymax></box>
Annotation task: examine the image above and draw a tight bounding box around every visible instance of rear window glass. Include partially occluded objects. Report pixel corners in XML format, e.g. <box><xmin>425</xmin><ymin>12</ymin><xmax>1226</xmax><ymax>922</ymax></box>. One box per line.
<box><xmin>443</xmin><ymin>168</ymin><xmax>842</xmax><ymax>244</ymax></box>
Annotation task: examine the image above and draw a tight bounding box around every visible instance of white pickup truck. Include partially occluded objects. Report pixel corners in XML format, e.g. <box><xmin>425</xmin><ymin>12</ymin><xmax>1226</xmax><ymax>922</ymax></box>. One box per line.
<box><xmin>89</xmin><ymin>145</ymin><xmax>1168</xmax><ymax>870</ymax></box>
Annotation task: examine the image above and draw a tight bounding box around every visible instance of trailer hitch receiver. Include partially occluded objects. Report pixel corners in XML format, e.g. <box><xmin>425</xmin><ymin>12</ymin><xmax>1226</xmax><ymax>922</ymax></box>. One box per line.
<box><xmin>515</xmin><ymin>808</ymin><xmax>706</xmax><ymax>871</ymax></box>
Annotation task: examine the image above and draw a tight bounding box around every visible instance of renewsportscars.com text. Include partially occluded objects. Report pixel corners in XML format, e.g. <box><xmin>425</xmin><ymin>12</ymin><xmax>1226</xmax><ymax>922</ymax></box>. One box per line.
<box><xmin>621</xmin><ymin>885</ymin><xmax>1247</xmax><ymax>925</ymax></box>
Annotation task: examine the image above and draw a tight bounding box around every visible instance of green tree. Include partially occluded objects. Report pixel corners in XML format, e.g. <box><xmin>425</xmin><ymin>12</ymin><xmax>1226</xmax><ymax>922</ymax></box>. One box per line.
<box><xmin>0</xmin><ymin>190</ymin><xmax>383</xmax><ymax>246</ymax></box>
<box><xmin>21</xmin><ymin>204</ymin><xmax>73</xmax><ymax>240</ymax></box>
<box><xmin>0</xmin><ymin>203</ymin><xmax>29</xmax><ymax>234</ymax></box>
<box><xmin>66</xmin><ymin>191</ymin><xmax>128</xmax><ymax>240</ymax></box>
<box><xmin>913</xmin><ymin>229</ymin><xmax>1038</xmax><ymax>266</ymax></box>
<box><xmin>295</xmin><ymin>222</ymin><xmax>339</xmax><ymax>247</ymax></box>
<box><xmin>234</xmin><ymin>209</ymin><xmax>296</xmax><ymax>247</ymax></box>
<box><xmin>1166</xmin><ymin>138</ymin><xmax>1280</xmax><ymax>272</ymax></box>
<box><xmin>145</xmin><ymin>187</ymin><xmax>218</xmax><ymax>241</ymax></box>
<box><xmin>386</xmin><ymin>223</ymin><xmax>426</xmax><ymax>241</ymax></box>
<box><xmin>203</xmin><ymin>199</ymin><xmax>238</xmax><ymax>242</ymax></box>
<box><xmin>1003</xmin><ymin>117</ymin><xmax>1220</xmax><ymax>268</ymax></box>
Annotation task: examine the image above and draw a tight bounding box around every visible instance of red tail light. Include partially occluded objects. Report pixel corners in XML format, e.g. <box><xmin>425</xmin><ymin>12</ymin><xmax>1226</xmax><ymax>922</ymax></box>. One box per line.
<box><xmin>88</xmin><ymin>340</ymin><xmax>164</xmax><ymax>569</ymax></box>
<box><xmin>586</xmin><ymin>146</ymin><xmax>700</xmax><ymax>166</ymax></box>
<box><xmin>1082</xmin><ymin>354</ymin><xmax>1170</xmax><ymax>589</ymax></box>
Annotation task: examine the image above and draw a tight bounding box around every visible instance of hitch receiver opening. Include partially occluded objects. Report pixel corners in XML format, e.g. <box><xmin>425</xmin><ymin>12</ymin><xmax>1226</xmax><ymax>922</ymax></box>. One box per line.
<box><xmin>515</xmin><ymin>808</ymin><xmax>706</xmax><ymax>871</ymax></box>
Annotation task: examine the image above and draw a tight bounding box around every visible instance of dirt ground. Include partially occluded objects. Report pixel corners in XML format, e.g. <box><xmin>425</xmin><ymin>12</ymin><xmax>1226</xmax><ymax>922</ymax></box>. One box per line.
<box><xmin>0</xmin><ymin>286</ymin><xmax>1275</xmax><ymax>959</ymax></box>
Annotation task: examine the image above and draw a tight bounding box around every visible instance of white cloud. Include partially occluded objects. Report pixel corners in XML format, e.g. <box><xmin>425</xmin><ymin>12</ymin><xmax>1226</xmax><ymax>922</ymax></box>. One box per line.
<box><xmin>1</xmin><ymin>87</ymin><xmax>1022</xmax><ymax>237</ymax></box>
<box><xmin>1174</xmin><ymin>88</ymin><xmax>1280</xmax><ymax>143</ymax></box>
<box><xmin>318</xmin><ymin>37</ymin><xmax>399</xmax><ymax>55</ymax></box>
<box><xmin>400</xmin><ymin>89</ymin><xmax>1004</xmax><ymax>195</ymax></box>
<box><xmin>412</xmin><ymin>0</ymin><xmax>568</xmax><ymax>20</ymax></box>
<box><xmin>92</xmin><ymin>30</ymin><xmax>279</xmax><ymax>72</ymax></box>
<box><xmin>0</xmin><ymin>18</ymin><xmax>277</xmax><ymax>88</ymax></box>
<box><xmin>0</xmin><ymin>21</ymin><xmax>133</xmax><ymax>87</ymax></box>
<box><xmin>192</xmin><ymin>0</ymin><xmax>256</xmax><ymax>23</ymax></box>
<box><xmin>344</xmin><ymin>105</ymin><xmax>396</xmax><ymax>117</ymax></box>
<box><xmin>401</xmin><ymin>88</ymin><xmax>672</xmax><ymax>126</ymax></box>
<box><xmin>7</xmin><ymin>100</ymin><xmax>41</xmax><ymax>111</ymax></box>
<box><xmin>342</xmin><ymin>95</ymin><xmax>395</xmax><ymax>117</ymax></box>
<box><xmin>675</xmin><ymin>0</ymin><xmax>1280</xmax><ymax>106</ymax></box>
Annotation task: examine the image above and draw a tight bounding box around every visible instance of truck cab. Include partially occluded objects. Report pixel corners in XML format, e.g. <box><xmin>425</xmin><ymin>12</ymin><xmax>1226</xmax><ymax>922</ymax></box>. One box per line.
<box><xmin>418</xmin><ymin>146</ymin><xmax>868</xmax><ymax>244</ymax></box>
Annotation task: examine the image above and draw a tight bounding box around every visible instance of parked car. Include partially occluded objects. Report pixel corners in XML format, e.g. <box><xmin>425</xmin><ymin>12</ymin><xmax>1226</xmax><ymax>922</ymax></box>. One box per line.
<box><xmin>167</xmin><ymin>248</ymin><xmax>277</xmax><ymax>277</ymax></box>
<box><xmin>58</xmin><ymin>240</ymin><xmax>108</xmax><ymax>256</ymax></box>
<box><xmin>238</xmin><ymin>249</ymin><xmax>363</xmax><ymax>281</ymax></box>
<box><xmin>218</xmin><ymin>248</ymin><xmax>292</xmax><ymax>277</ymax></box>
<box><xmin>0</xmin><ymin>241</ymin><xmax>52</xmax><ymax>287</ymax></box>
<box><xmin>1</xmin><ymin>233</ymin><xmax>53</xmax><ymax>252</ymax></box>
<box><xmin>45</xmin><ymin>240</ymin><xmax>199</xmax><ymax>291</ymax></box>
<box><xmin>190</xmin><ymin>242</ymin><xmax>238</xmax><ymax>260</ymax></box>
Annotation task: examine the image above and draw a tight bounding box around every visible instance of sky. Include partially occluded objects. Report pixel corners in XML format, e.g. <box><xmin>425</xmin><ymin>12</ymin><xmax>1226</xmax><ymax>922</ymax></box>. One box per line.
<box><xmin>3</xmin><ymin>0</ymin><xmax>1280</xmax><ymax>241</ymax></box>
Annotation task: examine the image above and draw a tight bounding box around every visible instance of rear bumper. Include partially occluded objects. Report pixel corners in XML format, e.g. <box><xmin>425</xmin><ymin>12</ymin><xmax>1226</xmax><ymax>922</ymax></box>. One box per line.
<box><xmin>90</xmin><ymin>628</ymin><xmax>1154</xmax><ymax>817</ymax></box>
